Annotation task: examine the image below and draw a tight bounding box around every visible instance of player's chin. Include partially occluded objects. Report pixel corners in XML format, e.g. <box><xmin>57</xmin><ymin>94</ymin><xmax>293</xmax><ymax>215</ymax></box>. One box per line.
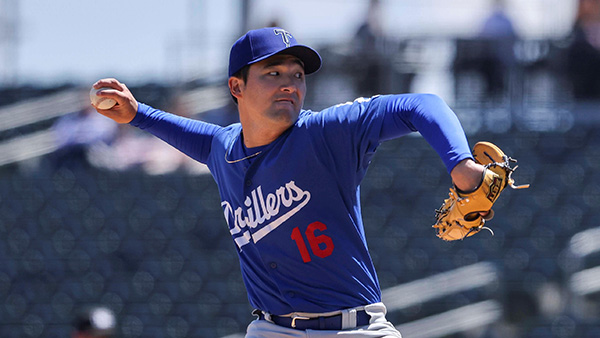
<box><xmin>270</xmin><ymin>107</ymin><xmax>300</xmax><ymax>124</ymax></box>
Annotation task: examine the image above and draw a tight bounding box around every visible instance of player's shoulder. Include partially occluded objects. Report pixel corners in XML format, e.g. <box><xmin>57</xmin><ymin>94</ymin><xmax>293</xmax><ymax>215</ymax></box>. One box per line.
<box><xmin>211</xmin><ymin>122</ymin><xmax>242</xmax><ymax>142</ymax></box>
<box><xmin>298</xmin><ymin>95</ymin><xmax>388</xmax><ymax>124</ymax></box>
<box><xmin>332</xmin><ymin>95</ymin><xmax>383</xmax><ymax>109</ymax></box>
<box><xmin>324</xmin><ymin>95</ymin><xmax>389</xmax><ymax>116</ymax></box>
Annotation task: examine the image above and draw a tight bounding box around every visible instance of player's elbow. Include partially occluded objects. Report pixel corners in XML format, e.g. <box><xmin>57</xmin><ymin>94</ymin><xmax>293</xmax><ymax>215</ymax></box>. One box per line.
<box><xmin>390</xmin><ymin>93</ymin><xmax>449</xmax><ymax>114</ymax></box>
<box><xmin>416</xmin><ymin>93</ymin><xmax>447</xmax><ymax>108</ymax></box>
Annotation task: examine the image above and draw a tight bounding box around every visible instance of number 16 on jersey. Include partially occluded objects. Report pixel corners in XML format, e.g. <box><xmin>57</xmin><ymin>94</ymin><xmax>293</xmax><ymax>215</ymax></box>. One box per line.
<box><xmin>290</xmin><ymin>221</ymin><xmax>334</xmax><ymax>263</ymax></box>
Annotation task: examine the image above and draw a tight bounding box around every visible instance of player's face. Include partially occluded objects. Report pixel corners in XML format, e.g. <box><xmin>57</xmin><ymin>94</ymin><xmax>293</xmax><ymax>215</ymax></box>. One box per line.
<box><xmin>242</xmin><ymin>54</ymin><xmax>306</xmax><ymax>126</ymax></box>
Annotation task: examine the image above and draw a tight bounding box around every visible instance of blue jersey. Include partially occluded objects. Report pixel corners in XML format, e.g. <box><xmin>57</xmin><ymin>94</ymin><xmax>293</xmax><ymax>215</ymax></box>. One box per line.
<box><xmin>130</xmin><ymin>94</ymin><xmax>473</xmax><ymax>315</ymax></box>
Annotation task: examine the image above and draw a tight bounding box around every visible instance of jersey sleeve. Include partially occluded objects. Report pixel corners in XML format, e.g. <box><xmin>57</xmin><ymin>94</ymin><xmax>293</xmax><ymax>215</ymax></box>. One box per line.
<box><xmin>381</xmin><ymin>94</ymin><xmax>473</xmax><ymax>173</ymax></box>
<box><xmin>315</xmin><ymin>94</ymin><xmax>472</xmax><ymax>176</ymax></box>
<box><xmin>129</xmin><ymin>103</ymin><xmax>222</xmax><ymax>164</ymax></box>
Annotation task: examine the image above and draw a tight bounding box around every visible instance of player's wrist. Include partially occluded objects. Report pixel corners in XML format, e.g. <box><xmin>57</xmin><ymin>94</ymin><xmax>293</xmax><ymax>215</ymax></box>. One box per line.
<box><xmin>450</xmin><ymin>159</ymin><xmax>485</xmax><ymax>192</ymax></box>
<box><xmin>454</xmin><ymin>168</ymin><xmax>486</xmax><ymax>195</ymax></box>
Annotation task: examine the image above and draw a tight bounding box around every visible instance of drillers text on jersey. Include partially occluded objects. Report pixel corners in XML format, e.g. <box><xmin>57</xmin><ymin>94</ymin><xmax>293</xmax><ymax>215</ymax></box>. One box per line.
<box><xmin>221</xmin><ymin>180</ymin><xmax>311</xmax><ymax>249</ymax></box>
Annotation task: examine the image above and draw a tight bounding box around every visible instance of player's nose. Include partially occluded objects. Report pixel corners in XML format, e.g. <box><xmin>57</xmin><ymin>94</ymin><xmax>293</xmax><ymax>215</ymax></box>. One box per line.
<box><xmin>281</xmin><ymin>75</ymin><xmax>305</xmax><ymax>95</ymax></box>
<box><xmin>280</xmin><ymin>78</ymin><xmax>297</xmax><ymax>93</ymax></box>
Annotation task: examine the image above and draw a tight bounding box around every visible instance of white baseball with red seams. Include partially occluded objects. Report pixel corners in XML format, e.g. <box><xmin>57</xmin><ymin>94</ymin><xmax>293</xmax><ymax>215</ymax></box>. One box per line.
<box><xmin>89</xmin><ymin>87</ymin><xmax>117</xmax><ymax>109</ymax></box>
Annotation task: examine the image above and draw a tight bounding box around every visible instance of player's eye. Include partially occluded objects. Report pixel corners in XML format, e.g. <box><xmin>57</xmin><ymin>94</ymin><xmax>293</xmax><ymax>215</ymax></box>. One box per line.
<box><xmin>295</xmin><ymin>72</ymin><xmax>303</xmax><ymax>79</ymax></box>
<box><xmin>268</xmin><ymin>71</ymin><xmax>279</xmax><ymax>76</ymax></box>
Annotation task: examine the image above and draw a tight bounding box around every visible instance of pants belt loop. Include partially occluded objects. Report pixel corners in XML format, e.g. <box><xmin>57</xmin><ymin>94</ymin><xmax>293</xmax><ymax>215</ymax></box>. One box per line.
<box><xmin>263</xmin><ymin>311</ymin><xmax>273</xmax><ymax>323</ymax></box>
<box><xmin>341</xmin><ymin>308</ymin><xmax>357</xmax><ymax>329</ymax></box>
<box><xmin>253</xmin><ymin>309</ymin><xmax>273</xmax><ymax>324</ymax></box>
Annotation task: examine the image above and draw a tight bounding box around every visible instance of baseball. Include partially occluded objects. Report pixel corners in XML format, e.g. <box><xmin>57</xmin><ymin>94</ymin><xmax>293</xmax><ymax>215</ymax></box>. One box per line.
<box><xmin>90</xmin><ymin>87</ymin><xmax>117</xmax><ymax>109</ymax></box>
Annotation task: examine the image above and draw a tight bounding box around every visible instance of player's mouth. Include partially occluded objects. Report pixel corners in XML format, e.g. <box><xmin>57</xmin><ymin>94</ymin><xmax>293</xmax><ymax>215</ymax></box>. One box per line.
<box><xmin>275</xmin><ymin>98</ymin><xmax>295</xmax><ymax>106</ymax></box>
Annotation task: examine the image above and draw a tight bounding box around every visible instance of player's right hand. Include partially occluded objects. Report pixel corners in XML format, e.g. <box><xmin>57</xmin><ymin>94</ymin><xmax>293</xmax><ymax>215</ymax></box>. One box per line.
<box><xmin>91</xmin><ymin>78</ymin><xmax>138</xmax><ymax>124</ymax></box>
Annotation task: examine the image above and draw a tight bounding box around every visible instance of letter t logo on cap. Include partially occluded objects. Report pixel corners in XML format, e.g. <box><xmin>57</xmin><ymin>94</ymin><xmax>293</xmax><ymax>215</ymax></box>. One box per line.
<box><xmin>274</xmin><ymin>29</ymin><xmax>292</xmax><ymax>47</ymax></box>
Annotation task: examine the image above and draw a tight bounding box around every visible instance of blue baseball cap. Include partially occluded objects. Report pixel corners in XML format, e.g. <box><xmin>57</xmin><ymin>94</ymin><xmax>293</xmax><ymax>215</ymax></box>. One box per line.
<box><xmin>228</xmin><ymin>27</ymin><xmax>322</xmax><ymax>77</ymax></box>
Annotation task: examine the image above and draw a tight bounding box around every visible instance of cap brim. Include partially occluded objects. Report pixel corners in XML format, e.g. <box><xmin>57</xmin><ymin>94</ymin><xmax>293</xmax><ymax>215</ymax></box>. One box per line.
<box><xmin>249</xmin><ymin>45</ymin><xmax>322</xmax><ymax>75</ymax></box>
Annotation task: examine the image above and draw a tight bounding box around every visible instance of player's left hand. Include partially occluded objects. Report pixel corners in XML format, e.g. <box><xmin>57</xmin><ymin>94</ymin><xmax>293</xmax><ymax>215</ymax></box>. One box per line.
<box><xmin>433</xmin><ymin>142</ymin><xmax>529</xmax><ymax>241</ymax></box>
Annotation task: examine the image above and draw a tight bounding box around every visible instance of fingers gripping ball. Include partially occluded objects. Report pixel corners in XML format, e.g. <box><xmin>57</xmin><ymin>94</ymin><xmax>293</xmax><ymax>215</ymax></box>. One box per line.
<box><xmin>433</xmin><ymin>142</ymin><xmax>530</xmax><ymax>241</ymax></box>
<box><xmin>90</xmin><ymin>87</ymin><xmax>117</xmax><ymax>109</ymax></box>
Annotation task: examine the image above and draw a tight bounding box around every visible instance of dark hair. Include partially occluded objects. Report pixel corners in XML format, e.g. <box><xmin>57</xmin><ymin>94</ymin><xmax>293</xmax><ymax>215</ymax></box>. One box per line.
<box><xmin>230</xmin><ymin>65</ymin><xmax>250</xmax><ymax>104</ymax></box>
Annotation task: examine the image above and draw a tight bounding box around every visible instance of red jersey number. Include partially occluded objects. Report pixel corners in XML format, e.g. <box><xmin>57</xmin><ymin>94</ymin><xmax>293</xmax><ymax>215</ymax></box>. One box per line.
<box><xmin>290</xmin><ymin>221</ymin><xmax>335</xmax><ymax>263</ymax></box>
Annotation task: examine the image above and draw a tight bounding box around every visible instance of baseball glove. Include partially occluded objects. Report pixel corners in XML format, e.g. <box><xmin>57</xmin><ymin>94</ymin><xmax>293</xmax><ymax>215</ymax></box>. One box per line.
<box><xmin>433</xmin><ymin>142</ymin><xmax>529</xmax><ymax>241</ymax></box>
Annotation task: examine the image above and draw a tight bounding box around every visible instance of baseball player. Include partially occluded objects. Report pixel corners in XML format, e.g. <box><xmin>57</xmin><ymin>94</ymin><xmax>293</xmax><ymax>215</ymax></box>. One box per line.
<box><xmin>92</xmin><ymin>27</ymin><xmax>488</xmax><ymax>337</ymax></box>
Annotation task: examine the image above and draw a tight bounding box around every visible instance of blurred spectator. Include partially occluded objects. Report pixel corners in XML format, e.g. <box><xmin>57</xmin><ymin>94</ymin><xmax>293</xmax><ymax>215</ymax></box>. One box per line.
<box><xmin>88</xmin><ymin>122</ymin><xmax>211</xmax><ymax>175</ymax></box>
<box><xmin>477</xmin><ymin>0</ymin><xmax>518</xmax><ymax>96</ymax></box>
<box><xmin>50</xmin><ymin>106</ymin><xmax>118</xmax><ymax>170</ymax></box>
<box><xmin>72</xmin><ymin>306</ymin><xmax>116</xmax><ymax>338</ymax></box>
<box><xmin>354</xmin><ymin>0</ymin><xmax>381</xmax><ymax>52</ymax></box>
<box><xmin>566</xmin><ymin>0</ymin><xmax>600</xmax><ymax>100</ymax></box>
<box><xmin>479</xmin><ymin>0</ymin><xmax>518</xmax><ymax>40</ymax></box>
<box><xmin>351</xmin><ymin>0</ymin><xmax>386</xmax><ymax>96</ymax></box>
<box><xmin>87</xmin><ymin>93</ymin><xmax>211</xmax><ymax>175</ymax></box>
<box><xmin>142</xmin><ymin>135</ymin><xmax>210</xmax><ymax>175</ymax></box>
<box><xmin>266</xmin><ymin>19</ymin><xmax>282</xmax><ymax>28</ymax></box>
<box><xmin>87</xmin><ymin>125</ymin><xmax>152</xmax><ymax>171</ymax></box>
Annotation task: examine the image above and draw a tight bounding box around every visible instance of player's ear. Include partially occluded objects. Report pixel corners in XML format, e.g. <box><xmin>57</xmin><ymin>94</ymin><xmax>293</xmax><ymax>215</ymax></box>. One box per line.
<box><xmin>229</xmin><ymin>77</ymin><xmax>243</xmax><ymax>101</ymax></box>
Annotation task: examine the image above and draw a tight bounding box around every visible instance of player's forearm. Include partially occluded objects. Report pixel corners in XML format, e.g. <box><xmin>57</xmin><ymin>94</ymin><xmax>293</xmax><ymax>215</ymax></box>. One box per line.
<box><xmin>130</xmin><ymin>103</ymin><xmax>221</xmax><ymax>163</ymax></box>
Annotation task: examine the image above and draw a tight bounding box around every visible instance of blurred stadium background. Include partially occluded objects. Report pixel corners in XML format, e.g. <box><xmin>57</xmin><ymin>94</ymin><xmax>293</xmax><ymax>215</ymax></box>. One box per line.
<box><xmin>2</xmin><ymin>0</ymin><xmax>600</xmax><ymax>337</ymax></box>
